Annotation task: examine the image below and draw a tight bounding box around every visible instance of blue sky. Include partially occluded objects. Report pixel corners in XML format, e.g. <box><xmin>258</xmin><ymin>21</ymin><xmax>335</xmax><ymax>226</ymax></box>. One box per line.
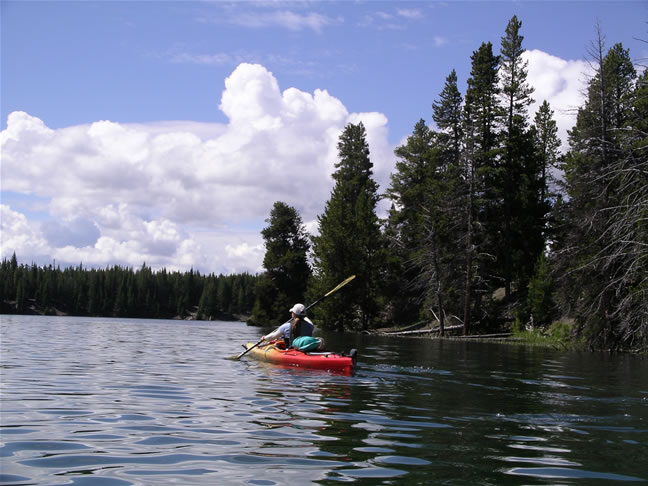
<box><xmin>1</xmin><ymin>1</ymin><xmax>646</xmax><ymax>274</ymax></box>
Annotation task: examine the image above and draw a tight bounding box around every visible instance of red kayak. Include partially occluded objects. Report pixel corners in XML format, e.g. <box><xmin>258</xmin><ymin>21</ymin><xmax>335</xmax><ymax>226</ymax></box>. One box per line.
<box><xmin>243</xmin><ymin>341</ymin><xmax>357</xmax><ymax>374</ymax></box>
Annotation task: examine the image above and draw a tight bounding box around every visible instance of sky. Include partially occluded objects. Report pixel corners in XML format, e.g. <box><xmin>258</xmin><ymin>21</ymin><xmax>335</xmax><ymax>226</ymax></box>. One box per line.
<box><xmin>1</xmin><ymin>1</ymin><xmax>646</xmax><ymax>275</ymax></box>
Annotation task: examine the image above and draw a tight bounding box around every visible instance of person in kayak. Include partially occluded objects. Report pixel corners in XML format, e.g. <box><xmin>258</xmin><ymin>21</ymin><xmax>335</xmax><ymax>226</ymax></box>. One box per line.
<box><xmin>261</xmin><ymin>303</ymin><xmax>324</xmax><ymax>351</ymax></box>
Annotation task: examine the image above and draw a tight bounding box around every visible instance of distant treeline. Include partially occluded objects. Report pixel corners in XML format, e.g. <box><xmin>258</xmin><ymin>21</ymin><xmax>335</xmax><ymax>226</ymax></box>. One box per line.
<box><xmin>0</xmin><ymin>253</ymin><xmax>258</xmax><ymax>321</ymax></box>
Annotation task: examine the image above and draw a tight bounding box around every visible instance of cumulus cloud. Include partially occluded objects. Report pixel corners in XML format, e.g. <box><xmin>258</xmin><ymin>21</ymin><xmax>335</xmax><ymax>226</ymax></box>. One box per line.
<box><xmin>523</xmin><ymin>49</ymin><xmax>594</xmax><ymax>150</ymax></box>
<box><xmin>0</xmin><ymin>63</ymin><xmax>393</xmax><ymax>274</ymax></box>
<box><xmin>1</xmin><ymin>205</ymin><xmax>50</xmax><ymax>261</ymax></box>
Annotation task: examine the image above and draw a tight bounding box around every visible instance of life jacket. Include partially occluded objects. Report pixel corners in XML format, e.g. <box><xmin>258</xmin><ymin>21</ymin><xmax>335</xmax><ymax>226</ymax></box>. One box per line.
<box><xmin>285</xmin><ymin>317</ymin><xmax>313</xmax><ymax>347</ymax></box>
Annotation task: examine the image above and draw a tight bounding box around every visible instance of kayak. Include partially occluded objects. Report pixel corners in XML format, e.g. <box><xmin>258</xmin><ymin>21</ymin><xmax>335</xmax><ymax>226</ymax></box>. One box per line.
<box><xmin>243</xmin><ymin>341</ymin><xmax>357</xmax><ymax>374</ymax></box>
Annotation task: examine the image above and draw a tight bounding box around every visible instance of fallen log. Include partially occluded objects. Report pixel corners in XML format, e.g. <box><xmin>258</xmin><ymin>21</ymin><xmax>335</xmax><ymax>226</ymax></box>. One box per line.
<box><xmin>449</xmin><ymin>333</ymin><xmax>513</xmax><ymax>339</ymax></box>
<box><xmin>382</xmin><ymin>324</ymin><xmax>463</xmax><ymax>336</ymax></box>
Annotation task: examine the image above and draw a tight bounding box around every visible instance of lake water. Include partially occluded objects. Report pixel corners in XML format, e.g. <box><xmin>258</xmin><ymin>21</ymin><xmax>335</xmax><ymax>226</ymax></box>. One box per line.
<box><xmin>1</xmin><ymin>315</ymin><xmax>646</xmax><ymax>485</ymax></box>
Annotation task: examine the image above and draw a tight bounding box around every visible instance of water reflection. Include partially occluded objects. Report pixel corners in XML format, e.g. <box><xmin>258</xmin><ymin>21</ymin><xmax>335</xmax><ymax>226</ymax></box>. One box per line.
<box><xmin>1</xmin><ymin>315</ymin><xmax>647</xmax><ymax>485</ymax></box>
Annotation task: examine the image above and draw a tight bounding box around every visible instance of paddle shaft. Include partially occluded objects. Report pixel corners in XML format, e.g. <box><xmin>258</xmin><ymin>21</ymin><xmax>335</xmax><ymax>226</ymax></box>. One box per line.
<box><xmin>233</xmin><ymin>338</ymin><xmax>263</xmax><ymax>360</ymax></box>
<box><xmin>304</xmin><ymin>275</ymin><xmax>356</xmax><ymax>313</ymax></box>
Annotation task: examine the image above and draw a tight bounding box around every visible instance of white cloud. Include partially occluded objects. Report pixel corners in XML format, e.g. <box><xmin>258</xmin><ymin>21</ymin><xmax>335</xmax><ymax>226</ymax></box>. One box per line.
<box><xmin>0</xmin><ymin>205</ymin><xmax>49</xmax><ymax>260</ymax></box>
<box><xmin>170</xmin><ymin>52</ymin><xmax>233</xmax><ymax>65</ymax></box>
<box><xmin>433</xmin><ymin>36</ymin><xmax>448</xmax><ymax>48</ymax></box>
<box><xmin>524</xmin><ymin>49</ymin><xmax>594</xmax><ymax>150</ymax></box>
<box><xmin>397</xmin><ymin>8</ymin><xmax>422</xmax><ymax>19</ymax></box>
<box><xmin>359</xmin><ymin>11</ymin><xmax>404</xmax><ymax>31</ymax></box>
<box><xmin>229</xmin><ymin>10</ymin><xmax>340</xmax><ymax>33</ymax></box>
<box><xmin>0</xmin><ymin>63</ymin><xmax>395</xmax><ymax>274</ymax></box>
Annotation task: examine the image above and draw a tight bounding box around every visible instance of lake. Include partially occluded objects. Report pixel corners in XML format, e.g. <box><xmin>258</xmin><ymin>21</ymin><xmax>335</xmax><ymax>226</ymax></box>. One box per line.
<box><xmin>1</xmin><ymin>315</ymin><xmax>646</xmax><ymax>485</ymax></box>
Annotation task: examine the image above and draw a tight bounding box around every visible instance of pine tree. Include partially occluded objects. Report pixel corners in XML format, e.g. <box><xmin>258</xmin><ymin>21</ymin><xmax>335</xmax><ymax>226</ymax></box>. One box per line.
<box><xmin>16</xmin><ymin>273</ymin><xmax>25</xmax><ymax>312</ymax></box>
<box><xmin>429</xmin><ymin>70</ymin><xmax>467</xmax><ymax>332</ymax></box>
<box><xmin>432</xmin><ymin>69</ymin><xmax>464</xmax><ymax>165</ymax></box>
<box><xmin>198</xmin><ymin>278</ymin><xmax>217</xmax><ymax>320</ymax></box>
<box><xmin>386</xmin><ymin>71</ymin><xmax>467</xmax><ymax>331</ymax></box>
<box><xmin>249</xmin><ymin>201</ymin><xmax>311</xmax><ymax>325</ymax></box>
<box><xmin>462</xmin><ymin>41</ymin><xmax>501</xmax><ymax>333</ymax></box>
<box><xmin>526</xmin><ymin>252</ymin><xmax>554</xmax><ymax>327</ymax></box>
<box><xmin>533</xmin><ymin>100</ymin><xmax>561</xmax><ymax>204</ymax></box>
<box><xmin>311</xmin><ymin>122</ymin><xmax>383</xmax><ymax>331</ymax></box>
<box><xmin>559</xmin><ymin>34</ymin><xmax>640</xmax><ymax>349</ymax></box>
<box><xmin>385</xmin><ymin>119</ymin><xmax>436</xmax><ymax>325</ymax></box>
<box><xmin>500</xmin><ymin>16</ymin><xmax>534</xmax><ymax>128</ymax></box>
<box><xmin>499</xmin><ymin>15</ymin><xmax>542</xmax><ymax>299</ymax></box>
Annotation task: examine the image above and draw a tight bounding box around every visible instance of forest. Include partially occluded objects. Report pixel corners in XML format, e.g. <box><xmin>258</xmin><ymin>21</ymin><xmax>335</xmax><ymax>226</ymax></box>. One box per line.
<box><xmin>249</xmin><ymin>18</ymin><xmax>647</xmax><ymax>352</ymax></box>
<box><xmin>2</xmin><ymin>17</ymin><xmax>646</xmax><ymax>351</ymax></box>
<box><xmin>0</xmin><ymin>254</ymin><xmax>258</xmax><ymax>321</ymax></box>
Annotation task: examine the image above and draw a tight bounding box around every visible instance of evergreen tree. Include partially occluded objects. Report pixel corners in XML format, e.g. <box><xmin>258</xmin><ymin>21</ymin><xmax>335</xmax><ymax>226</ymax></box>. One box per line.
<box><xmin>249</xmin><ymin>201</ymin><xmax>310</xmax><ymax>325</ymax></box>
<box><xmin>16</xmin><ymin>273</ymin><xmax>25</xmax><ymax>312</ymax></box>
<box><xmin>499</xmin><ymin>15</ymin><xmax>543</xmax><ymax>299</ymax></box>
<box><xmin>559</xmin><ymin>35</ymin><xmax>641</xmax><ymax>349</ymax></box>
<box><xmin>432</xmin><ymin>69</ymin><xmax>464</xmax><ymax>165</ymax></box>
<box><xmin>311</xmin><ymin>122</ymin><xmax>383</xmax><ymax>331</ymax></box>
<box><xmin>386</xmin><ymin>71</ymin><xmax>467</xmax><ymax>331</ymax></box>
<box><xmin>385</xmin><ymin>119</ymin><xmax>436</xmax><ymax>325</ymax></box>
<box><xmin>526</xmin><ymin>252</ymin><xmax>554</xmax><ymax>328</ymax></box>
<box><xmin>461</xmin><ymin>41</ymin><xmax>501</xmax><ymax>333</ymax></box>
<box><xmin>533</xmin><ymin>100</ymin><xmax>561</xmax><ymax>205</ymax></box>
<box><xmin>500</xmin><ymin>16</ymin><xmax>534</xmax><ymax>128</ymax></box>
<box><xmin>429</xmin><ymin>70</ymin><xmax>467</xmax><ymax>332</ymax></box>
<box><xmin>87</xmin><ymin>270</ymin><xmax>99</xmax><ymax>315</ymax></box>
<box><xmin>198</xmin><ymin>278</ymin><xmax>217</xmax><ymax>320</ymax></box>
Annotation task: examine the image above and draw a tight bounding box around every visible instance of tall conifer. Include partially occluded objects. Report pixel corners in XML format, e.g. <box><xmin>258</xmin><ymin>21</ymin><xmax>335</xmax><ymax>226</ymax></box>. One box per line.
<box><xmin>499</xmin><ymin>15</ymin><xmax>543</xmax><ymax>299</ymax></box>
<box><xmin>462</xmin><ymin>41</ymin><xmax>501</xmax><ymax>333</ymax></box>
<box><xmin>249</xmin><ymin>201</ymin><xmax>310</xmax><ymax>326</ymax></box>
<box><xmin>385</xmin><ymin>119</ymin><xmax>436</xmax><ymax>325</ymax></box>
<box><xmin>560</xmin><ymin>36</ymin><xmax>641</xmax><ymax>348</ymax></box>
<box><xmin>311</xmin><ymin>122</ymin><xmax>383</xmax><ymax>331</ymax></box>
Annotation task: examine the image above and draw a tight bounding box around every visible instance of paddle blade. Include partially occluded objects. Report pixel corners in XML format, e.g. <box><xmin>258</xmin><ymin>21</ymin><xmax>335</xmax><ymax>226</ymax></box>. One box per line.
<box><xmin>226</xmin><ymin>340</ymin><xmax>261</xmax><ymax>360</ymax></box>
<box><xmin>325</xmin><ymin>275</ymin><xmax>356</xmax><ymax>297</ymax></box>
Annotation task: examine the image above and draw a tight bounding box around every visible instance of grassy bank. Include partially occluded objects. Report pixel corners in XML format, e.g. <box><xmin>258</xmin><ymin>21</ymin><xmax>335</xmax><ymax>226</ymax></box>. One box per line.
<box><xmin>512</xmin><ymin>320</ymin><xmax>579</xmax><ymax>350</ymax></box>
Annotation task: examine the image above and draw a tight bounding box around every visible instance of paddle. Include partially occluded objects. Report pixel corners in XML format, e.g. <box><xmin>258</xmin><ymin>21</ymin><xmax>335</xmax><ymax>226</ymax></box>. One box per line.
<box><xmin>228</xmin><ymin>275</ymin><xmax>356</xmax><ymax>361</ymax></box>
<box><xmin>229</xmin><ymin>338</ymin><xmax>264</xmax><ymax>361</ymax></box>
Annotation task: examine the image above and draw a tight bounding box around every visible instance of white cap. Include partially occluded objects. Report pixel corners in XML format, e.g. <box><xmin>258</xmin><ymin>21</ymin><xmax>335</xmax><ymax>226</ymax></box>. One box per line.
<box><xmin>289</xmin><ymin>303</ymin><xmax>306</xmax><ymax>316</ymax></box>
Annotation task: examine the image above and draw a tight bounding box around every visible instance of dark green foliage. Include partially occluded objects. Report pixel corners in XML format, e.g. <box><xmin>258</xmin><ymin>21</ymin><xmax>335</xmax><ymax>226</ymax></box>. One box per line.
<box><xmin>385</xmin><ymin>70</ymin><xmax>467</xmax><ymax>332</ymax></box>
<box><xmin>197</xmin><ymin>278</ymin><xmax>217</xmax><ymax>320</ymax></box>
<box><xmin>248</xmin><ymin>201</ymin><xmax>311</xmax><ymax>326</ymax></box>
<box><xmin>384</xmin><ymin>119</ymin><xmax>437</xmax><ymax>325</ymax></box>
<box><xmin>500</xmin><ymin>16</ymin><xmax>534</xmax><ymax>127</ymax></box>
<box><xmin>311</xmin><ymin>122</ymin><xmax>384</xmax><ymax>331</ymax></box>
<box><xmin>525</xmin><ymin>252</ymin><xmax>554</xmax><ymax>327</ymax></box>
<box><xmin>462</xmin><ymin>41</ymin><xmax>502</xmax><ymax>330</ymax></box>
<box><xmin>379</xmin><ymin>20</ymin><xmax>645</xmax><ymax>350</ymax></box>
<box><xmin>432</xmin><ymin>69</ymin><xmax>463</xmax><ymax>163</ymax></box>
<box><xmin>533</xmin><ymin>100</ymin><xmax>561</xmax><ymax>204</ymax></box>
<box><xmin>499</xmin><ymin>15</ymin><xmax>545</xmax><ymax>300</ymax></box>
<box><xmin>557</xmin><ymin>34</ymin><xmax>646</xmax><ymax>349</ymax></box>
<box><xmin>0</xmin><ymin>254</ymin><xmax>259</xmax><ymax>320</ymax></box>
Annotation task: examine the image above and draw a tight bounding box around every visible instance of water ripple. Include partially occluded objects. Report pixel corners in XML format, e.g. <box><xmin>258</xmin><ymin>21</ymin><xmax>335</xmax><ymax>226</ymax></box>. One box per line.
<box><xmin>2</xmin><ymin>316</ymin><xmax>647</xmax><ymax>485</ymax></box>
